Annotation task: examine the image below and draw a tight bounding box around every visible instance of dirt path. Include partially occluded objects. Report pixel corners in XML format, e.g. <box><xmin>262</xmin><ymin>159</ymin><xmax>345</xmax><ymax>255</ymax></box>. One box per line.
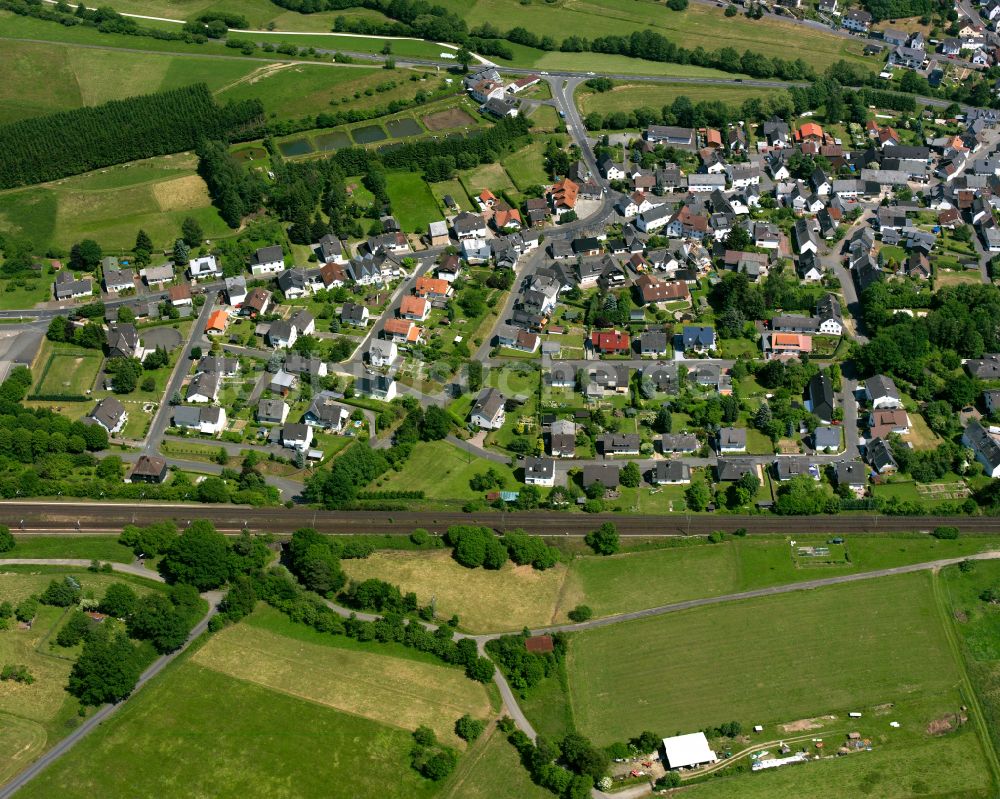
<box><xmin>212</xmin><ymin>62</ymin><xmax>297</xmax><ymax>95</ymax></box>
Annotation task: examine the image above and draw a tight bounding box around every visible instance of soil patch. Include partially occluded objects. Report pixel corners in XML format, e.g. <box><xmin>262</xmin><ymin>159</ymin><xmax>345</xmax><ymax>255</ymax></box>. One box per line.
<box><xmin>927</xmin><ymin>713</ymin><xmax>966</xmax><ymax>735</ymax></box>
<box><xmin>423</xmin><ymin>107</ymin><xmax>475</xmax><ymax>131</ymax></box>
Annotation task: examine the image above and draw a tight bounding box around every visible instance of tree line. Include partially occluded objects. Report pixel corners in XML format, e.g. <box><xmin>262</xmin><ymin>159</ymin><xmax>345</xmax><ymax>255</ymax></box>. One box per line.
<box><xmin>0</xmin><ymin>84</ymin><xmax>264</xmax><ymax>189</ymax></box>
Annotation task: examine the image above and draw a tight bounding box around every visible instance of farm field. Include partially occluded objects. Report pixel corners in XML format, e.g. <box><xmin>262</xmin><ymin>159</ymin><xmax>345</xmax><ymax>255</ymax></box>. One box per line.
<box><xmin>16</xmin><ymin>658</ymin><xmax>442</xmax><ymax>799</ymax></box>
<box><xmin>192</xmin><ymin>609</ymin><xmax>491</xmax><ymax>745</ymax></box>
<box><xmin>577</xmin><ymin>82</ymin><xmax>782</xmax><ymax>116</ymax></box>
<box><xmin>566</xmin><ymin>572</ymin><xmax>960</xmax><ymax>744</ymax></box>
<box><xmin>463</xmin><ymin>0</ymin><xmax>872</xmax><ymax>70</ymax></box>
<box><xmin>341</xmin><ymin>550</ymin><xmax>572</xmax><ymax>632</ymax></box>
<box><xmin>0</xmin><ymin>153</ymin><xmax>229</xmax><ymax>253</ymax></box>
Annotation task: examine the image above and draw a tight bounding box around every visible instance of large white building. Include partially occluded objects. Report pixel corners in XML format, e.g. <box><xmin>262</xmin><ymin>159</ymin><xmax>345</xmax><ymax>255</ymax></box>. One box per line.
<box><xmin>661</xmin><ymin>733</ymin><xmax>718</xmax><ymax>770</ymax></box>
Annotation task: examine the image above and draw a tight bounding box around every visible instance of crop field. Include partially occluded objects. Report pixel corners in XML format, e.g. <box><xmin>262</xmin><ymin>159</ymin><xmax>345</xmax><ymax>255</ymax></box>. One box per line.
<box><xmin>193</xmin><ymin>607</ymin><xmax>490</xmax><ymax>744</ymax></box>
<box><xmin>577</xmin><ymin>82</ymin><xmax>782</xmax><ymax>116</ymax></box>
<box><xmin>16</xmin><ymin>659</ymin><xmax>442</xmax><ymax>799</ymax></box>
<box><xmin>566</xmin><ymin>573</ymin><xmax>959</xmax><ymax>744</ymax></box>
<box><xmin>0</xmin><ymin>153</ymin><xmax>229</xmax><ymax>253</ymax></box>
<box><xmin>341</xmin><ymin>550</ymin><xmax>571</xmax><ymax>632</ymax></box>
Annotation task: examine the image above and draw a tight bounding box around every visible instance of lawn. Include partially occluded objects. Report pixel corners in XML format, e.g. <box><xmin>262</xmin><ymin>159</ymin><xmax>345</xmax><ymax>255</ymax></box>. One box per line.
<box><xmin>8</xmin><ymin>536</ymin><xmax>133</xmax><ymax>562</ymax></box>
<box><xmin>17</xmin><ymin>658</ymin><xmax>442</xmax><ymax>799</ymax></box>
<box><xmin>372</xmin><ymin>439</ymin><xmax>519</xmax><ymax>507</ymax></box>
<box><xmin>458</xmin><ymin>162</ymin><xmax>516</xmax><ymax>200</ymax></box>
<box><xmin>578</xmin><ymin>82</ymin><xmax>781</xmax><ymax>116</ymax></box>
<box><xmin>341</xmin><ymin>550</ymin><xmax>572</xmax><ymax>633</ymax></box>
<box><xmin>567</xmin><ymin>572</ymin><xmax>961</xmax><ymax>745</ymax></box>
<box><xmin>385</xmin><ymin>171</ymin><xmax>442</xmax><ymax>233</ymax></box>
<box><xmin>429</xmin><ymin>178</ymin><xmax>474</xmax><ymax>212</ymax></box>
<box><xmin>0</xmin><ymin>275</ymin><xmax>53</xmax><ymax>311</ymax></box>
<box><xmin>502</xmin><ymin>140</ymin><xmax>551</xmax><ymax>191</ymax></box>
<box><xmin>528</xmin><ymin>104</ymin><xmax>559</xmax><ymax>130</ymax></box>
<box><xmin>192</xmin><ymin>608</ymin><xmax>490</xmax><ymax>745</ymax></box>
<box><xmin>0</xmin><ymin>153</ymin><xmax>230</xmax><ymax>253</ymax></box>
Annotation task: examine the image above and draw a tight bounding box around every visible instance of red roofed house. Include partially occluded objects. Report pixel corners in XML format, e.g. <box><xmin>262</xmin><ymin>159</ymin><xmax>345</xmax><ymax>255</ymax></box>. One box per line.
<box><xmin>383</xmin><ymin>318</ymin><xmax>423</xmax><ymax>344</ymax></box>
<box><xmin>704</xmin><ymin>128</ymin><xmax>723</xmax><ymax>148</ymax></box>
<box><xmin>414</xmin><ymin>276</ymin><xmax>453</xmax><ymax>299</ymax></box>
<box><xmin>493</xmin><ymin>206</ymin><xmax>522</xmax><ymax>231</ymax></box>
<box><xmin>399</xmin><ymin>295</ymin><xmax>430</xmax><ymax>321</ymax></box>
<box><xmin>591</xmin><ymin>330</ymin><xmax>631</xmax><ymax>355</ymax></box>
<box><xmin>206</xmin><ymin>309</ymin><xmax>229</xmax><ymax>335</ymax></box>
<box><xmin>548</xmin><ymin>178</ymin><xmax>580</xmax><ymax>217</ymax></box>
<box><xmin>794</xmin><ymin>122</ymin><xmax>825</xmax><ymax>143</ymax></box>
<box><xmin>764</xmin><ymin>332</ymin><xmax>812</xmax><ymax>360</ymax></box>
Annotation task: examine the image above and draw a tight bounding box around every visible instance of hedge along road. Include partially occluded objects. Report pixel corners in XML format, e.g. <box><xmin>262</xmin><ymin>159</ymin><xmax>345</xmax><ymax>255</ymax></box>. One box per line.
<box><xmin>0</xmin><ymin>560</ymin><xmax>223</xmax><ymax>799</ymax></box>
<box><xmin>1</xmin><ymin>551</ymin><xmax>993</xmax><ymax>798</ymax></box>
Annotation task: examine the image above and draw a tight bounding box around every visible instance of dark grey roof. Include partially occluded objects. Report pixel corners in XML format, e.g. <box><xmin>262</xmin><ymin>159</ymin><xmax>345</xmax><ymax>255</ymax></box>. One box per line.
<box><xmin>867</xmin><ymin>437</ymin><xmax>897</xmax><ymax>472</ymax></box>
<box><xmin>522</xmin><ymin>457</ymin><xmax>555</xmax><ymax>481</ymax></box>
<box><xmin>718</xmin><ymin>427</ymin><xmax>747</xmax><ymax>448</ymax></box>
<box><xmin>87</xmin><ymin>397</ymin><xmax>126</xmax><ymax>431</ymax></box>
<box><xmin>717</xmin><ymin>459</ymin><xmax>755</xmax><ymax>481</ymax></box>
<box><xmin>809</xmin><ymin>373</ymin><xmax>835</xmax><ymax>422</ymax></box>
<box><xmin>865</xmin><ymin>374</ymin><xmax>899</xmax><ymax>402</ymax></box>
<box><xmin>654</xmin><ymin>461</ymin><xmax>690</xmax><ymax>483</ymax></box>
<box><xmin>774</xmin><ymin>456</ymin><xmax>814</xmax><ymax>481</ymax></box>
<box><xmin>834</xmin><ymin>460</ymin><xmax>867</xmax><ymax>486</ymax></box>
<box><xmin>965</xmin><ymin>419</ymin><xmax>1000</xmax><ymax>471</ymax></box>
<box><xmin>257</xmin><ymin>398</ymin><xmax>287</xmax><ymax>421</ymax></box>
<box><xmin>305</xmin><ymin>392</ymin><xmax>348</xmax><ymax>426</ymax></box>
<box><xmin>253</xmin><ymin>245</ymin><xmax>284</xmax><ymax>265</ymax></box>
<box><xmin>661</xmin><ymin>433</ymin><xmax>698</xmax><ymax>452</ymax></box>
<box><xmin>582</xmin><ymin>463</ymin><xmax>621</xmax><ymax>488</ymax></box>
<box><xmin>472</xmin><ymin>387</ymin><xmax>505</xmax><ymax>421</ymax></box>
<box><xmin>598</xmin><ymin>433</ymin><xmax>640</xmax><ymax>454</ymax></box>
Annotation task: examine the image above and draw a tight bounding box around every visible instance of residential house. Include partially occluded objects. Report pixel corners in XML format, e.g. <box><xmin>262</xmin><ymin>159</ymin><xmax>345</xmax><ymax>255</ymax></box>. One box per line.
<box><xmin>834</xmin><ymin>460</ymin><xmax>867</xmax><ymax>493</ymax></box>
<box><xmin>103</xmin><ymin>267</ymin><xmax>135</xmax><ymax>293</ymax></box>
<box><xmin>598</xmin><ymin>434</ymin><xmax>641</xmax><ymax>457</ymax></box>
<box><xmin>591</xmin><ymin>330</ymin><xmax>630</xmax><ymax>355</ymax></box>
<box><xmin>256</xmin><ymin>398</ymin><xmax>289</xmax><ymax>425</ymax></box>
<box><xmin>763</xmin><ymin>332</ymin><xmax>813</xmax><ymax>360</ymax></box>
<box><xmin>774</xmin><ymin>456</ymin><xmax>818</xmax><ymax>482</ymax></box>
<box><xmin>383</xmin><ymin>318</ymin><xmax>422</xmax><ymax>344</ymax></box>
<box><xmin>186</xmin><ymin>371</ymin><xmax>220</xmax><ymax>403</ymax></box>
<box><xmin>187</xmin><ymin>255</ymin><xmax>220</xmax><ymax>280</ymax></box>
<box><xmin>814</xmin><ymin>425</ymin><xmax>842</xmax><ymax>452</ymax></box>
<box><xmin>522</xmin><ymin>457</ymin><xmax>556</xmax><ymax>487</ymax></box>
<box><xmin>267</xmin><ymin>320</ymin><xmax>297</xmax><ymax>349</ymax></box>
<box><xmin>634</xmin><ymin>274</ymin><xmax>689</xmax><ymax>305</ymax></box>
<box><xmin>653</xmin><ymin>461</ymin><xmax>691</xmax><ymax>485</ymax></box>
<box><xmin>842</xmin><ymin>9</ymin><xmax>872</xmax><ymax>31</ymax></box>
<box><xmin>548</xmin><ymin>178</ymin><xmax>580</xmax><ymax>216</ymax></box>
<box><xmin>242</xmin><ymin>288</ymin><xmax>272</xmax><ymax>317</ymax></box>
<box><xmin>415</xmin><ymin>276</ymin><xmax>453</xmax><ymax>300</ymax></box>
<box><xmin>452</xmin><ymin>212</ymin><xmax>488</xmax><ymax>240</ymax></box>
<box><xmin>717</xmin><ymin>459</ymin><xmax>756</xmax><ymax>482</ymax></box>
<box><xmin>54</xmin><ymin>271</ymin><xmax>93</xmax><ymax>300</ymax></box>
<box><xmin>660</xmin><ymin>433</ymin><xmax>699</xmax><ymax>454</ymax></box>
<box><xmin>400</xmin><ymin>295</ymin><xmax>431</xmax><ymax>321</ymax></box>
<box><xmin>358</xmin><ymin>374</ymin><xmax>397</xmax><ymax>402</ymax></box>
<box><xmin>205</xmin><ymin>310</ymin><xmax>229</xmax><ymax>336</ymax></box>
<box><xmin>282</xmin><ymin>423</ymin><xmax>313</xmax><ymax>452</ymax></box>
<box><xmin>268</xmin><ymin>369</ymin><xmax>297</xmax><ymax>395</ymax></box>
<box><xmin>172</xmin><ymin>405</ymin><xmax>227</xmax><ymax>435</ymax></box>
<box><xmin>143</xmin><ymin>264</ymin><xmax>173</xmax><ymax>286</ymax></box>
<box><xmin>427</xmin><ymin>220</ymin><xmax>449</xmax><ymax>247</ymax></box>
<box><xmin>808</xmin><ymin>373</ymin><xmax>835</xmax><ymax>423</ymax></box>
<box><xmin>868</xmin><ymin>408</ymin><xmax>910</xmax><ymax>439</ymax></box>
<box><xmin>284</xmin><ymin>354</ymin><xmax>328</xmax><ymax>379</ymax></box>
<box><xmin>126</xmin><ymin>455</ymin><xmax>168</xmax><ymax>484</ymax></box>
<box><xmin>225</xmin><ymin>276</ymin><xmax>247</xmax><ymax>308</ymax></box>
<box><xmin>316</xmin><ymin>234</ymin><xmax>347</xmax><ymax>265</ymax></box>
<box><xmin>582</xmin><ymin>463</ymin><xmax>621</xmax><ymax>489</ymax></box>
<box><xmin>106</xmin><ymin>323</ymin><xmax>141</xmax><ymax>360</ymax></box>
<box><xmin>816</xmin><ymin>294</ymin><xmax>843</xmax><ymax>335</ymax></box>
<box><xmin>966</xmin><ymin>354</ymin><xmax>1000</xmax><ymax>379</ymax></box>
<box><xmin>304</xmin><ymin>392</ymin><xmax>350</xmax><ymax>431</ymax></box>
<box><xmin>718</xmin><ymin>427</ymin><xmax>747</xmax><ymax>453</ymax></box>
<box><xmin>277</xmin><ymin>269</ymin><xmax>309</xmax><ymax>299</ymax></box>
<box><xmin>794</xmin><ymin>218</ymin><xmax>820</xmax><ymax>255</ymax></box>
<box><xmin>867</xmin><ymin>437</ymin><xmax>898</xmax><ymax>474</ymax></box>
<box><xmin>250</xmin><ymin>245</ymin><xmax>285</xmax><ymax>276</ymax></box>
<box><xmin>289</xmin><ymin>309</ymin><xmax>315</xmax><ymax>336</ymax></box>
<box><xmin>341</xmin><ymin>302</ymin><xmax>370</xmax><ymax>327</ymax></box>
<box><xmin>644</xmin><ymin>125</ymin><xmax>696</xmax><ymax>149</ymax></box>
<box><xmin>638</xmin><ymin>330</ymin><xmax>670</xmax><ymax>357</ymax></box>
<box><xmin>167</xmin><ymin>283</ymin><xmax>192</xmax><ymax>307</ymax></box>
<box><xmin>549</xmin><ymin>419</ymin><xmax>576</xmax><ymax>458</ymax></box>
<box><xmin>471</xmin><ymin>387</ymin><xmax>506</xmax><ymax>430</ymax></box>
<box><xmin>682</xmin><ymin>325</ymin><xmax>716</xmax><ymax>352</ymax></box>
<box><xmin>865</xmin><ymin>374</ymin><xmax>902</xmax><ymax>409</ymax></box>
<box><xmin>196</xmin><ymin>356</ymin><xmax>238</xmax><ymax>377</ymax></box>
<box><xmin>85</xmin><ymin>397</ymin><xmax>127</xmax><ymax>435</ymax></box>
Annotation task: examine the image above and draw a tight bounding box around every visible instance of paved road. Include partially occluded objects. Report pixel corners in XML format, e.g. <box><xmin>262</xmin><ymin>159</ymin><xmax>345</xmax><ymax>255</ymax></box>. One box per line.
<box><xmin>0</xmin><ymin>560</ymin><xmax>222</xmax><ymax>799</ymax></box>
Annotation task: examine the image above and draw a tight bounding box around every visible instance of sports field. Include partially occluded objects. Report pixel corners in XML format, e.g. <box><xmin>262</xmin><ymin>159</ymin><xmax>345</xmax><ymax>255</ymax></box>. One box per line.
<box><xmin>33</xmin><ymin>351</ymin><xmax>103</xmax><ymax>399</ymax></box>
<box><xmin>0</xmin><ymin>153</ymin><xmax>229</xmax><ymax>253</ymax></box>
<box><xmin>341</xmin><ymin>550</ymin><xmax>571</xmax><ymax>632</ymax></box>
<box><xmin>566</xmin><ymin>572</ymin><xmax>959</xmax><ymax>744</ymax></box>
<box><xmin>193</xmin><ymin>610</ymin><xmax>491</xmax><ymax>744</ymax></box>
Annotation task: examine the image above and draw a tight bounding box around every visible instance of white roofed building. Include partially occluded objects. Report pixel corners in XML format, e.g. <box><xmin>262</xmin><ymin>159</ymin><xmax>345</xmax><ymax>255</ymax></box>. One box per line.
<box><xmin>662</xmin><ymin>733</ymin><xmax>717</xmax><ymax>770</ymax></box>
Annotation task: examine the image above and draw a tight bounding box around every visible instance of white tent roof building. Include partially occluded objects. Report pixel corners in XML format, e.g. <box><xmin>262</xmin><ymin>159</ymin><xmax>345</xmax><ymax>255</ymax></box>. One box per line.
<box><xmin>662</xmin><ymin>732</ymin><xmax>717</xmax><ymax>770</ymax></box>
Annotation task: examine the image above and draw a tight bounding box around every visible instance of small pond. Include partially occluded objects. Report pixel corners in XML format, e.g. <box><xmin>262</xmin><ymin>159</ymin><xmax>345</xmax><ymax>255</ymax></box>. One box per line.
<box><xmin>352</xmin><ymin>125</ymin><xmax>388</xmax><ymax>144</ymax></box>
<box><xmin>387</xmin><ymin>118</ymin><xmax>423</xmax><ymax>138</ymax></box>
<box><xmin>314</xmin><ymin>130</ymin><xmax>352</xmax><ymax>151</ymax></box>
<box><xmin>277</xmin><ymin>138</ymin><xmax>314</xmax><ymax>157</ymax></box>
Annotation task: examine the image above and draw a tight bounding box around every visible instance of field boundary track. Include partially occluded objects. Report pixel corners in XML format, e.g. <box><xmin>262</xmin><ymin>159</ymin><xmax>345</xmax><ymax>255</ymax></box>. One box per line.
<box><xmin>2</xmin><ymin>502</ymin><xmax>1000</xmax><ymax>536</ymax></box>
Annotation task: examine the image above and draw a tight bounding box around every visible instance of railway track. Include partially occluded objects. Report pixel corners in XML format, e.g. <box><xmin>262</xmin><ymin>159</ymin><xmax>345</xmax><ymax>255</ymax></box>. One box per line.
<box><xmin>0</xmin><ymin>502</ymin><xmax>995</xmax><ymax>537</ymax></box>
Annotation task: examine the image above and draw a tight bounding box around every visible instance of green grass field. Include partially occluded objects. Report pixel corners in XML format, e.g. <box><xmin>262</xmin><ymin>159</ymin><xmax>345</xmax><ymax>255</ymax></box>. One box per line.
<box><xmin>16</xmin><ymin>659</ymin><xmax>442</xmax><ymax>799</ymax></box>
<box><xmin>440</xmin><ymin>725</ymin><xmax>552</xmax><ymax>799</ymax></box>
<box><xmin>385</xmin><ymin>171</ymin><xmax>442</xmax><ymax>233</ymax></box>
<box><xmin>502</xmin><ymin>140</ymin><xmax>550</xmax><ymax>190</ymax></box>
<box><xmin>567</xmin><ymin>573</ymin><xmax>960</xmax><ymax>744</ymax></box>
<box><xmin>373</xmin><ymin>440</ymin><xmax>519</xmax><ymax>508</ymax></box>
<box><xmin>8</xmin><ymin>536</ymin><xmax>133</xmax><ymax>562</ymax></box>
<box><xmin>0</xmin><ymin>152</ymin><xmax>229</xmax><ymax>253</ymax></box>
<box><xmin>33</xmin><ymin>350</ymin><xmax>103</xmax><ymax>398</ymax></box>
<box><xmin>578</xmin><ymin>82</ymin><xmax>781</xmax><ymax>116</ymax></box>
